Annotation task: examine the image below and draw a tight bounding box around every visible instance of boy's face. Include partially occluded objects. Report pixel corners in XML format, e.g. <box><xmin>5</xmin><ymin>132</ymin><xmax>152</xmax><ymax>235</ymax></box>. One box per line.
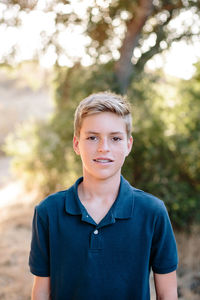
<box><xmin>73</xmin><ymin>112</ymin><xmax>133</xmax><ymax>181</ymax></box>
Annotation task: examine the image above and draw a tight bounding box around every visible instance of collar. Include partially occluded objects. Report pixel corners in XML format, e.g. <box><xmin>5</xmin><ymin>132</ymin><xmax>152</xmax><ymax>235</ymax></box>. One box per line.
<box><xmin>112</xmin><ymin>176</ymin><xmax>135</xmax><ymax>219</ymax></box>
<box><xmin>65</xmin><ymin>176</ymin><xmax>135</xmax><ymax>221</ymax></box>
<box><xmin>64</xmin><ymin>177</ymin><xmax>83</xmax><ymax>216</ymax></box>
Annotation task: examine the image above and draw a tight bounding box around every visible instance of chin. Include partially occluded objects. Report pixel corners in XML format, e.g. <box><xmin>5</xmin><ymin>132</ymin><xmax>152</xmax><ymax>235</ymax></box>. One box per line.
<box><xmin>92</xmin><ymin>170</ymin><xmax>121</xmax><ymax>181</ymax></box>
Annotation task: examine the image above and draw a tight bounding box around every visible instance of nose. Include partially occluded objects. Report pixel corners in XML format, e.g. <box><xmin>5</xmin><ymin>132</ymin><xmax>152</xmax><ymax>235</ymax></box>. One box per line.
<box><xmin>98</xmin><ymin>138</ymin><xmax>110</xmax><ymax>152</ymax></box>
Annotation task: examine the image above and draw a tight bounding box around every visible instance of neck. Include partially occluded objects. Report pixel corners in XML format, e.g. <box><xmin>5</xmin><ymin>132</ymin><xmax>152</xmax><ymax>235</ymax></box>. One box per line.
<box><xmin>79</xmin><ymin>173</ymin><xmax>121</xmax><ymax>202</ymax></box>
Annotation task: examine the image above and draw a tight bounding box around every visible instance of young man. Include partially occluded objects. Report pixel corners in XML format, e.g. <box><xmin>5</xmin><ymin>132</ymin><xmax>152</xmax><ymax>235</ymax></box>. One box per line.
<box><xmin>29</xmin><ymin>92</ymin><xmax>178</xmax><ymax>300</ymax></box>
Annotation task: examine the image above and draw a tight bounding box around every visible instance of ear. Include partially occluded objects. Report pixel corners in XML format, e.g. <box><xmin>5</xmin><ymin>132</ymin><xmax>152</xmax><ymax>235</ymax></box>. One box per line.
<box><xmin>126</xmin><ymin>136</ymin><xmax>133</xmax><ymax>156</ymax></box>
<box><xmin>73</xmin><ymin>135</ymin><xmax>80</xmax><ymax>155</ymax></box>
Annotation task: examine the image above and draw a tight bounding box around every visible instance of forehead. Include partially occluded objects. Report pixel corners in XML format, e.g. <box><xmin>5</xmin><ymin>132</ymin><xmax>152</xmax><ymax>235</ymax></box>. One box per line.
<box><xmin>80</xmin><ymin>112</ymin><xmax>126</xmax><ymax>134</ymax></box>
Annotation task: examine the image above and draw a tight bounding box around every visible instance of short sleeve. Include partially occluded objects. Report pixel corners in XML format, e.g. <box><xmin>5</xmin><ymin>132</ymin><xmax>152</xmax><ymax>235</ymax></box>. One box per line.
<box><xmin>29</xmin><ymin>206</ymin><xmax>50</xmax><ymax>276</ymax></box>
<box><xmin>151</xmin><ymin>202</ymin><xmax>178</xmax><ymax>274</ymax></box>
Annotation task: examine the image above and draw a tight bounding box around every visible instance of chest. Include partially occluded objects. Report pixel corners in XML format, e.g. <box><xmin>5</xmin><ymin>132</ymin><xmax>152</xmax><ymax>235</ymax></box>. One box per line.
<box><xmin>82</xmin><ymin>199</ymin><xmax>115</xmax><ymax>224</ymax></box>
<box><xmin>49</xmin><ymin>217</ymin><xmax>151</xmax><ymax>300</ymax></box>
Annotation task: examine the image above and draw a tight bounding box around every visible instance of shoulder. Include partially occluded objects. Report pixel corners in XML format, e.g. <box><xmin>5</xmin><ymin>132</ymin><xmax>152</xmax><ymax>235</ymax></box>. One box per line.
<box><xmin>121</xmin><ymin>177</ymin><xmax>167</xmax><ymax>221</ymax></box>
<box><xmin>35</xmin><ymin>184</ymin><xmax>74</xmax><ymax>219</ymax></box>
<box><xmin>135</xmin><ymin>188</ymin><xmax>165</xmax><ymax>210</ymax></box>
<box><xmin>120</xmin><ymin>176</ymin><xmax>166</xmax><ymax>215</ymax></box>
<box><xmin>131</xmin><ymin>187</ymin><xmax>176</xmax><ymax>242</ymax></box>
<box><xmin>131</xmin><ymin>187</ymin><xmax>170</xmax><ymax>226</ymax></box>
<box><xmin>36</xmin><ymin>190</ymin><xmax>66</xmax><ymax>212</ymax></box>
<box><xmin>130</xmin><ymin>184</ymin><xmax>165</xmax><ymax>214</ymax></box>
<box><xmin>32</xmin><ymin>190</ymin><xmax>66</xmax><ymax>226</ymax></box>
<box><xmin>33</xmin><ymin>178</ymin><xmax>82</xmax><ymax>223</ymax></box>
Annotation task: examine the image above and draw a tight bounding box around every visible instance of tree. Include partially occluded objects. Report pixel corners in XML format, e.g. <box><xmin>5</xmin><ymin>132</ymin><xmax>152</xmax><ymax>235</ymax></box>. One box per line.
<box><xmin>1</xmin><ymin>0</ymin><xmax>200</xmax><ymax>93</ymax></box>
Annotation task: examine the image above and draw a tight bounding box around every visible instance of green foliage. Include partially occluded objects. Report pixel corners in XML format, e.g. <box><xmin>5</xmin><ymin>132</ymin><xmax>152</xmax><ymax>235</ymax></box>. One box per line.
<box><xmin>122</xmin><ymin>67</ymin><xmax>200</xmax><ymax>229</ymax></box>
<box><xmin>4</xmin><ymin>120</ymin><xmax>77</xmax><ymax>195</ymax></box>
<box><xmin>4</xmin><ymin>62</ymin><xmax>200</xmax><ymax>229</ymax></box>
<box><xmin>2</xmin><ymin>0</ymin><xmax>200</xmax><ymax>231</ymax></box>
<box><xmin>4</xmin><ymin>62</ymin><xmax>118</xmax><ymax>195</ymax></box>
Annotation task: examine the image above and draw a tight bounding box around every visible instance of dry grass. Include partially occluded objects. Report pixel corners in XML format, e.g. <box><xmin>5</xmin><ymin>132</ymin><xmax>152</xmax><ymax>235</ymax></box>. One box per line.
<box><xmin>176</xmin><ymin>228</ymin><xmax>200</xmax><ymax>299</ymax></box>
<box><xmin>0</xmin><ymin>66</ymin><xmax>50</xmax><ymax>299</ymax></box>
<box><xmin>0</xmin><ymin>184</ymin><xmax>36</xmax><ymax>300</ymax></box>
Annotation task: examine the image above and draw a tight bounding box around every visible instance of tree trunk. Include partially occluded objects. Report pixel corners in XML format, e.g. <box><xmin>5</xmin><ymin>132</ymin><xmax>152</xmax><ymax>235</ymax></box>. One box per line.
<box><xmin>114</xmin><ymin>0</ymin><xmax>153</xmax><ymax>94</ymax></box>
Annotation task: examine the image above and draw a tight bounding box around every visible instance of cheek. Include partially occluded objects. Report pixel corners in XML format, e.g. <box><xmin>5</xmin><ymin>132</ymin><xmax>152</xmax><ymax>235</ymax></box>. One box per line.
<box><xmin>114</xmin><ymin>147</ymin><xmax>127</xmax><ymax>158</ymax></box>
<box><xmin>79</xmin><ymin>145</ymin><xmax>94</xmax><ymax>159</ymax></box>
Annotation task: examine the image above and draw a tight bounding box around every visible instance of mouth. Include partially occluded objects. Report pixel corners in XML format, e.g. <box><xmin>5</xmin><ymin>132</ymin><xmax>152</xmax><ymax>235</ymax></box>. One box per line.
<box><xmin>93</xmin><ymin>158</ymin><xmax>114</xmax><ymax>163</ymax></box>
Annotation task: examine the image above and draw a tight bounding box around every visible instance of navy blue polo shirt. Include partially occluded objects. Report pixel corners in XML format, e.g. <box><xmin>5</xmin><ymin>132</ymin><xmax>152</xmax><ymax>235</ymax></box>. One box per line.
<box><xmin>29</xmin><ymin>176</ymin><xmax>178</xmax><ymax>300</ymax></box>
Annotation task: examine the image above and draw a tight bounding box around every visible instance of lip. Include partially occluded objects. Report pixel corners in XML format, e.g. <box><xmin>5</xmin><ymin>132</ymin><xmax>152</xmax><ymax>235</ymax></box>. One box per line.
<box><xmin>93</xmin><ymin>157</ymin><xmax>114</xmax><ymax>163</ymax></box>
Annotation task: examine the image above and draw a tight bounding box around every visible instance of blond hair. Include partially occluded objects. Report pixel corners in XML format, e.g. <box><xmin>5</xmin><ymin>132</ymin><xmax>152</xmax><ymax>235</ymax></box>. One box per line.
<box><xmin>74</xmin><ymin>91</ymin><xmax>132</xmax><ymax>138</ymax></box>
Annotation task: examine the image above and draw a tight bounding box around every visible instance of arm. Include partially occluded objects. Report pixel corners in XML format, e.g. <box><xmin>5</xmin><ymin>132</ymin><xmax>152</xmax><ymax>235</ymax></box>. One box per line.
<box><xmin>154</xmin><ymin>271</ymin><xmax>178</xmax><ymax>300</ymax></box>
<box><xmin>31</xmin><ymin>276</ymin><xmax>51</xmax><ymax>300</ymax></box>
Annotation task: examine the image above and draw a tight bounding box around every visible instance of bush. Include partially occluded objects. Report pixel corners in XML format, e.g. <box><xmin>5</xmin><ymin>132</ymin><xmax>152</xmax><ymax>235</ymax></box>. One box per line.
<box><xmin>4</xmin><ymin>63</ymin><xmax>200</xmax><ymax>229</ymax></box>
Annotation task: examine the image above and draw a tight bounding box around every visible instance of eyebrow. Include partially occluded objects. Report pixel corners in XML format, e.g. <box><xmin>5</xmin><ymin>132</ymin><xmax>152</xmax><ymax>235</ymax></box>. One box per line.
<box><xmin>84</xmin><ymin>131</ymin><xmax>125</xmax><ymax>135</ymax></box>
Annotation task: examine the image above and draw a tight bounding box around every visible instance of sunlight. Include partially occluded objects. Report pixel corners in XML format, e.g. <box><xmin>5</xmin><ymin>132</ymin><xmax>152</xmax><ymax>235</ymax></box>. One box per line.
<box><xmin>162</xmin><ymin>41</ymin><xmax>199</xmax><ymax>79</ymax></box>
<box><xmin>17</xmin><ymin>10</ymin><xmax>56</xmax><ymax>62</ymax></box>
<box><xmin>0</xmin><ymin>2</ymin><xmax>199</xmax><ymax>78</ymax></box>
<box><xmin>0</xmin><ymin>181</ymin><xmax>24</xmax><ymax>209</ymax></box>
<box><xmin>146</xmin><ymin>40</ymin><xmax>200</xmax><ymax>79</ymax></box>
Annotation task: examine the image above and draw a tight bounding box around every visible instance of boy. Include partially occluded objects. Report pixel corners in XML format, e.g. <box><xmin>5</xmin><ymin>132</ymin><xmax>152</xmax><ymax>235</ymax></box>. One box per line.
<box><xmin>29</xmin><ymin>92</ymin><xmax>178</xmax><ymax>300</ymax></box>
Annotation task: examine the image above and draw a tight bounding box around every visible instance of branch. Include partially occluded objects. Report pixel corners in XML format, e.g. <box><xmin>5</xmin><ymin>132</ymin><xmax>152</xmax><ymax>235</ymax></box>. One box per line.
<box><xmin>153</xmin><ymin>0</ymin><xmax>183</xmax><ymax>14</ymax></box>
<box><xmin>135</xmin><ymin>12</ymin><xmax>173</xmax><ymax>70</ymax></box>
<box><xmin>114</xmin><ymin>0</ymin><xmax>153</xmax><ymax>94</ymax></box>
<box><xmin>136</xmin><ymin>30</ymin><xmax>199</xmax><ymax>73</ymax></box>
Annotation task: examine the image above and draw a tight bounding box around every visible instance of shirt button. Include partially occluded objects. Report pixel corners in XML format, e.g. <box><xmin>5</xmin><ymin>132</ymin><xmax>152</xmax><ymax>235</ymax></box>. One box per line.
<box><xmin>94</xmin><ymin>229</ymin><xmax>99</xmax><ymax>235</ymax></box>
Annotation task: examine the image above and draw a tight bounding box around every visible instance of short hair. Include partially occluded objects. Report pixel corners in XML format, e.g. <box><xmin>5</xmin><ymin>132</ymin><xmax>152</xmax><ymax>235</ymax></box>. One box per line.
<box><xmin>74</xmin><ymin>91</ymin><xmax>132</xmax><ymax>138</ymax></box>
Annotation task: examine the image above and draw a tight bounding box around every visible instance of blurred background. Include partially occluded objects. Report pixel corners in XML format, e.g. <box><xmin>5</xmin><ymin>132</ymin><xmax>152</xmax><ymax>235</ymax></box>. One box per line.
<box><xmin>0</xmin><ymin>0</ymin><xmax>200</xmax><ymax>299</ymax></box>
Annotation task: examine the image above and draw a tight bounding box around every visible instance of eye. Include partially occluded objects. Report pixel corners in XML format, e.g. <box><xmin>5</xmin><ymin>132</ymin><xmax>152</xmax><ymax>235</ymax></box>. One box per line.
<box><xmin>112</xmin><ymin>137</ymin><xmax>122</xmax><ymax>142</ymax></box>
<box><xmin>87</xmin><ymin>136</ymin><xmax>97</xmax><ymax>141</ymax></box>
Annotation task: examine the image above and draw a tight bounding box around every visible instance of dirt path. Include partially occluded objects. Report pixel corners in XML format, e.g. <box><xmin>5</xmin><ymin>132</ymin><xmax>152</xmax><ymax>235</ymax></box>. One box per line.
<box><xmin>0</xmin><ymin>67</ymin><xmax>52</xmax><ymax>299</ymax></box>
<box><xmin>0</xmin><ymin>181</ymin><xmax>35</xmax><ymax>300</ymax></box>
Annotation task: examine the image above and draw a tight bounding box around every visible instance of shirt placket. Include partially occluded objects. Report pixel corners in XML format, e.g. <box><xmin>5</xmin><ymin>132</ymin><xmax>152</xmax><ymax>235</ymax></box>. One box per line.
<box><xmin>90</xmin><ymin>228</ymin><xmax>102</xmax><ymax>250</ymax></box>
